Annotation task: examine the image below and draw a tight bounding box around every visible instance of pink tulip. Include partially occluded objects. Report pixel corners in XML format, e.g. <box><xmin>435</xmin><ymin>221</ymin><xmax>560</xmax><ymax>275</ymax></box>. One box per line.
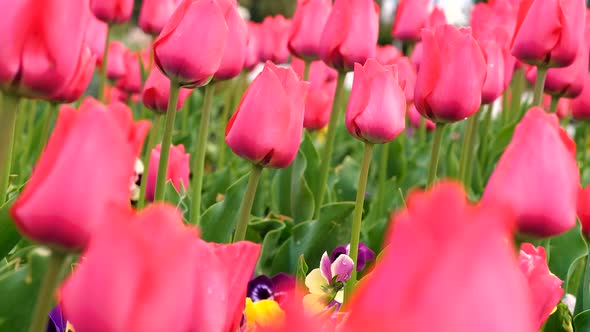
<box><xmin>375</xmin><ymin>45</ymin><xmax>403</xmax><ymax>65</ymax></box>
<box><xmin>213</xmin><ymin>0</ymin><xmax>248</xmax><ymax>80</ymax></box>
<box><xmin>105</xmin><ymin>85</ymin><xmax>129</xmax><ymax>104</ymax></box>
<box><xmin>483</xmin><ymin>107</ymin><xmax>579</xmax><ymax>237</ymax></box>
<box><xmin>426</xmin><ymin>7</ymin><xmax>447</xmax><ymax>29</ymax></box>
<box><xmin>85</xmin><ymin>10</ymin><xmax>108</xmax><ymax>64</ymax></box>
<box><xmin>480</xmin><ymin>39</ymin><xmax>507</xmax><ymax>104</ymax></box>
<box><xmin>392</xmin><ymin>56</ymin><xmax>416</xmax><ymax>102</ymax></box>
<box><xmin>408</xmin><ymin>103</ymin><xmax>435</xmax><ymax>131</ymax></box>
<box><xmin>288</xmin><ymin>0</ymin><xmax>332</xmax><ymax>61</ymax></box>
<box><xmin>106</xmin><ymin>41</ymin><xmax>127</xmax><ymax>81</ymax></box>
<box><xmin>51</xmin><ymin>46</ymin><xmax>97</xmax><ymax>103</ymax></box>
<box><xmin>226</xmin><ymin>61</ymin><xmax>309</xmax><ymax>168</ymax></box>
<box><xmin>414</xmin><ymin>25</ymin><xmax>487</xmax><ymax>123</ymax></box>
<box><xmin>146</xmin><ymin>144</ymin><xmax>190</xmax><ymax>201</ymax></box>
<box><xmin>573</xmin><ymin>74</ymin><xmax>590</xmax><ymax>121</ymax></box>
<box><xmin>319</xmin><ymin>0</ymin><xmax>379</xmax><ymax>71</ymax></box>
<box><xmin>346</xmin><ymin>59</ymin><xmax>406</xmax><ymax>144</ymax></box>
<box><xmin>61</xmin><ymin>204</ymin><xmax>261</xmax><ymax>332</ymax></box>
<box><xmin>511</xmin><ymin>0</ymin><xmax>586</xmax><ymax>68</ymax></box>
<box><xmin>518</xmin><ymin>243</ymin><xmax>564</xmax><ymax>330</ymax></box>
<box><xmin>154</xmin><ymin>0</ymin><xmax>229</xmax><ymax>88</ymax></box>
<box><xmin>391</xmin><ymin>0</ymin><xmax>430</xmax><ymax>41</ymax></box>
<box><xmin>139</xmin><ymin>0</ymin><xmax>183</xmax><ymax>35</ymax></box>
<box><xmin>244</xmin><ymin>22</ymin><xmax>261</xmax><ymax>70</ymax></box>
<box><xmin>542</xmin><ymin>95</ymin><xmax>572</xmax><ymax>119</ymax></box>
<box><xmin>115</xmin><ymin>50</ymin><xmax>142</xmax><ymax>94</ymax></box>
<box><xmin>258</xmin><ymin>16</ymin><xmax>292</xmax><ymax>65</ymax></box>
<box><xmin>142</xmin><ymin>67</ymin><xmax>193</xmax><ymax>114</ymax></box>
<box><xmin>577</xmin><ymin>186</ymin><xmax>590</xmax><ymax>237</ymax></box>
<box><xmin>90</xmin><ymin>0</ymin><xmax>134</xmax><ymax>24</ymax></box>
<box><xmin>10</xmin><ymin>98</ymin><xmax>149</xmax><ymax>250</ymax></box>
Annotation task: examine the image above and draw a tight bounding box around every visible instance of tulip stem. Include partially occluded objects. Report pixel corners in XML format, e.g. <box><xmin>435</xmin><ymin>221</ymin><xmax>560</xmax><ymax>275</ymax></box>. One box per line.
<box><xmin>99</xmin><ymin>26</ymin><xmax>111</xmax><ymax>102</ymax></box>
<box><xmin>376</xmin><ymin>143</ymin><xmax>389</xmax><ymax>215</ymax></box>
<box><xmin>153</xmin><ymin>82</ymin><xmax>180</xmax><ymax>202</ymax></box>
<box><xmin>27</xmin><ymin>250</ymin><xmax>69</xmax><ymax>332</ymax></box>
<box><xmin>458</xmin><ymin>110</ymin><xmax>481</xmax><ymax>185</ymax></box>
<box><xmin>190</xmin><ymin>83</ymin><xmax>215</xmax><ymax>225</ymax></box>
<box><xmin>478</xmin><ymin>104</ymin><xmax>493</xmax><ymax>166</ymax></box>
<box><xmin>314</xmin><ymin>71</ymin><xmax>346</xmax><ymax>219</ymax></box>
<box><xmin>0</xmin><ymin>94</ymin><xmax>18</xmax><ymax>205</ymax></box>
<box><xmin>303</xmin><ymin>60</ymin><xmax>312</xmax><ymax>81</ymax></box>
<box><xmin>510</xmin><ymin>69</ymin><xmax>526</xmax><ymax>121</ymax></box>
<box><xmin>344</xmin><ymin>142</ymin><xmax>374</xmax><ymax>302</ymax></box>
<box><xmin>533</xmin><ymin>66</ymin><xmax>547</xmax><ymax>107</ymax></box>
<box><xmin>426</xmin><ymin>123</ymin><xmax>446</xmax><ymax>188</ymax></box>
<box><xmin>137</xmin><ymin>115</ymin><xmax>163</xmax><ymax>209</ymax></box>
<box><xmin>217</xmin><ymin>81</ymin><xmax>234</xmax><ymax>168</ymax></box>
<box><xmin>233</xmin><ymin>164</ymin><xmax>264</xmax><ymax>242</ymax></box>
<box><xmin>549</xmin><ymin>96</ymin><xmax>559</xmax><ymax>114</ymax></box>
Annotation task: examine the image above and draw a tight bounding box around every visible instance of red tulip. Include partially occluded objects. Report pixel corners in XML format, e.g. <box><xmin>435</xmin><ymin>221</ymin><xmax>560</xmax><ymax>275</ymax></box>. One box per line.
<box><xmin>414</xmin><ymin>25</ymin><xmax>486</xmax><ymax>123</ymax></box>
<box><xmin>51</xmin><ymin>46</ymin><xmax>97</xmax><ymax>103</ymax></box>
<box><xmin>0</xmin><ymin>0</ymin><xmax>90</xmax><ymax>98</ymax></box>
<box><xmin>391</xmin><ymin>0</ymin><xmax>430</xmax><ymax>41</ymax></box>
<box><xmin>146</xmin><ymin>144</ymin><xmax>190</xmax><ymax>201</ymax></box>
<box><xmin>346</xmin><ymin>59</ymin><xmax>406</xmax><ymax>144</ymax></box>
<box><xmin>573</xmin><ymin>74</ymin><xmax>590</xmax><ymax>121</ymax></box>
<box><xmin>116</xmin><ymin>50</ymin><xmax>142</xmax><ymax>94</ymax></box>
<box><xmin>577</xmin><ymin>186</ymin><xmax>590</xmax><ymax>237</ymax></box>
<box><xmin>142</xmin><ymin>67</ymin><xmax>193</xmax><ymax>113</ymax></box>
<box><xmin>511</xmin><ymin>0</ymin><xmax>586</xmax><ymax>68</ymax></box>
<box><xmin>85</xmin><ymin>10</ymin><xmax>108</xmax><ymax>64</ymax></box>
<box><xmin>288</xmin><ymin>0</ymin><xmax>332</xmax><ymax>61</ymax></box>
<box><xmin>90</xmin><ymin>0</ymin><xmax>134</xmax><ymax>24</ymax></box>
<box><xmin>259</xmin><ymin>16</ymin><xmax>292</xmax><ymax>65</ymax></box>
<box><xmin>342</xmin><ymin>182</ymin><xmax>535</xmax><ymax>332</ymax></box>
<box><xmin>154</xmin><ymin>0</ymin><xmax>229</xmax><ymax>88</ymax></box>
<box><xmin>106</xmin><ymin>41</ymin><xmax>127</xmax><ymax>81</ymax></box>
<box><xmin>480</xmin><ymin>39</ymin><xmax>507</xmax><ymax>104</ymax></box>
<box><xmin>319</xmin><ymin>0</ymin><xmax>379</xmax><ymax>71</ymax></box>
<box><xmin>483</xmin><ymin>107</ymin><xmax>579</xmax><ymax>237</ymax></box>
<box><xmin>60</xmin><ymin>204</ymin><xmax>261</xmax><ymax>332</ymax></box>
<box><xmin>139</xmin><ymin>0</ymin><xmax>183</xmax><ymax>35</ymax></box>
<box><xmin>518</xmin><ymin>243</ymin><xmax>564</xmax><ymax>330</ymax></box>
<box><xmin>375</xmin><ymin>45</ymin><xmax>402</xmax><ymax>65</ymax></box>
<box><xmin>408</xmin><ymin>103</ymin><xmax>435</xmax><ymax>131</ymax></box>
<box><xmin>244</xmin><ymin>22</ymin><xmax>261</xmax><ymax>70</ymax></box>
<box><xmin>213</xmin><ymin>0</ymin><xmax>248</xmax><ymax>80</ymax></box>
<box><xmin>226</xmin><ymin>61</ymin><xmax>309</xmax><ymax>168</ymax></box>
<box><xmin>525</xmin><ymin>43</ymin><xmax>589</xmax><ymax>99</ymax></box>
<box><xmin>10</xmin><ymin>98</ymin><xmax>149</xmax><ymax>250</ymax></box>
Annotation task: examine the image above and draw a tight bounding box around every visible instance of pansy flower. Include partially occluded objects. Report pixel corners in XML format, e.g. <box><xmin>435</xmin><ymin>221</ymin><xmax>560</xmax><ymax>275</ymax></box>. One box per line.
<box><xmin>303</xmin><ymin>252</ymin><xmax>354</xmax><ymax>314</ymax></box>
<box><xmin>247</xmin><ymin>273</ymin><xmax>295</xmax><ymax>306</ymax></box>
<box><xmin>331</xmin><ymin>242</ymin><xmax>375</xmax><ymax>272</ymax></box>
<box><xmin>47</xmin><ymin>306</ymin><xmax>75</xmax><ymax>332</ymax></box>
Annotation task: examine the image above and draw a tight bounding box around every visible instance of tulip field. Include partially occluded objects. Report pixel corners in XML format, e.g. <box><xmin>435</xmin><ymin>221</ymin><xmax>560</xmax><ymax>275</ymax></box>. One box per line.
<box><xmin>2</xmin><ymin>0</ymin><xmax>590</xmax><ymax>331</ymax></box>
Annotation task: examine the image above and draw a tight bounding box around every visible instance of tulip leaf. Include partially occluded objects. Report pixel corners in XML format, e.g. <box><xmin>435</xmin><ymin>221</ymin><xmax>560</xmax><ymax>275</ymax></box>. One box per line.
<box><xmin>246</xmin><ymin>218</ymin><xmax>287</xmax><ymax>276</ymax></box>
<box><xmin>574</xmin><ymin>309</ymin><xmax>590</xmax><ymax>332</ymax></box>
<box><xmin>269</xmin><ymin>202</ymin><xmax>355</xmax><ymax>275</ymax></box>
<box><xmin>271</xmin><ymin>151</ymin><xmax>314</xmax><ymax>224</ymax></box>
<box><xmin>296</xmin><ymin>254</ymin><xmax>308</xmax><ymax>285</ymax></box>
<box><xmin>0</xmin><ymin>200</ymin><xmax>20</xmax><ymax>260</ymax></box>
<box><xmin>300</xmin><ymin>131</ymin><xmax>320</xmax><ymax>197</ymax></box>
<box><xmin>567</xmin><ymin>254</ymin><xmax>586</xmax><ymax>296</ymax></box>
<box><xmin>200</xmin><ymin>174</ymin><xmax>249</xmax><ymax>243</ymax></box>
<box><xmin>201</xmin><ymin>166</ymin><xmax>233</xmax><ymax>211</ymax></box>
<box><xmin>333</xmin><ymin>157</ymin><xmax>360</xmax><ymax>203</ymax></box>
<box><xmin>543</xmin><ymin>303</ymin><xmax>573</xmax><ymax>332</ymax></box>
<box><xmin>548</xmin><ymin>223</ymin><xmax>588</xmax><ymax>283</ymax></box>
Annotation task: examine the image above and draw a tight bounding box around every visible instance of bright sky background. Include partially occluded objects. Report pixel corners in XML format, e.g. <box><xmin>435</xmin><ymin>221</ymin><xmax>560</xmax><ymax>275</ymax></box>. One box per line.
<box><xmin>381</xmin><ymin>0</ymin><xmax>473</xmax><ymax>26</ymax></box>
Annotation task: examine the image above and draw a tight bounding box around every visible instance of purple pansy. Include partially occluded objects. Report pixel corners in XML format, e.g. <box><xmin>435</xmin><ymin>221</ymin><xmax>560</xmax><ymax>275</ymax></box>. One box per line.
<box><xmin>46</xmin><ymin>306</ymin><xmax>68</xmax><ymax>332</ymax></box>
<box><xmin>331</xmin><ymin>242</ymin><xmax>375</xmax><ymax>272</ymax></box>
<box><xmin>247</xmin><ymin>273</ymin><xmax>295</xmax><ymax>305</ymax></box>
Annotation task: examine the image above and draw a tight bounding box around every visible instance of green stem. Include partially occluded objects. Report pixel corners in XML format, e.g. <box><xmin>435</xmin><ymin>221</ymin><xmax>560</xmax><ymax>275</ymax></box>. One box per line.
<box><xmin>137</xmin><ymin>115</ymin><xmax>163</xmax><ymax>209</ymax></box>
<box><xmin>99</xmin><ymin>26</ymin><xmax>111</xmax><ymax>102</ymax></box>
<box><xmin>217</xmin><ymin>81</ymin><xmax>234</xmax><ymax>168</ymax></box>
<box><xmin>314</xmin><ymin>71</ymin><xmax>346</xmax><ymax>219</ymax></box>
<box><xmin>533</xmin><ymin>66</ymin><xmax>548</xmax><ymax>107</ymax></box>
<box><xmin>27</xmin><ymin>250</ymin><xmax>68</xmax><ymax>332</ymax></box>
<box><xmin>426</xmin><ymin>123</ymin><xmax>446</xmax><ymax>188</ymax></box>
<box><xmin>180</xmin><ymin>93</ymin><xmax>191</xmax><ymax>134</ymax></box>
<box><xmin>189</xmin><ymin>83</ymin><xmax>215</xmax><ymax>225</ymax></box>
<box><xmin>478</xmin><ymin>104</ymin><xmax>493</xmax><ymax>167</ymax></box>
<box><xmin>376</xmin><ymin>143</ymin><xmax>389</xmax><ymax>215</ymax></box>
<box><xmin>344</xmin><ymin>143</ymin><xmax>374</xmax><ymax>302</ymax></box>
<box><xmin>463</xmin><ymin>111</ymin><xmax>481</xmax><ymax>190</ymax></box>
<box><xmin>458</xmin><ymin>110</ymin><xmax>480</xmax><ymax>184</ymax></box>
<box><xmin>36</xmin><ymin>103</ymin><xmax>58</xmax><ymax>164</ymax></box>
<box><xmin>153</xmin><ymin>82</ymin><xmax>180</xmax><ymax>202</ymax></box>
<box><xmin>510</xmin><ymin>69</ymin><xmax>525</xmax><ymax>119</ymax></box>
<box><xmin>549</xmin><ymin>95</ymin><xmax>559</xmax><ymax>114</ymax></box>
<box><xmin>233</xmin><ymin>164</ymin><xmax>264</xmax><ymax>242</ymax></box>
<box><xmin>0</xmin><ymin>94</ymin><xmax>19</xmax><ymax>204</ymax></box>
<box><xmin>418</xmin><ymin>117</ymin><xmax>426</xmax><ymax>145</ymax></box>
<box><xmin>303</xmin><ymin>60</ymin><xmax>312</xmax><ymax>81</ymax></box>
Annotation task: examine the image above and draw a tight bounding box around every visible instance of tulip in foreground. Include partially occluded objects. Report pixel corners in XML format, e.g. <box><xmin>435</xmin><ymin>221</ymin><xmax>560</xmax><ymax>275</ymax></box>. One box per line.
<box><xmin>61</xmin><ymin>204</ymin><xmax>261</xmax><ymax>332</ymax></box>
<box><xmin>146</xmin><ymin>144</ymin><xmax>190</xmax><ymax>202</ymax></box>
<box><xmin>483</xmin><ymin>107</ymin><xmax>579</xmax><ymax>237</ymax></box>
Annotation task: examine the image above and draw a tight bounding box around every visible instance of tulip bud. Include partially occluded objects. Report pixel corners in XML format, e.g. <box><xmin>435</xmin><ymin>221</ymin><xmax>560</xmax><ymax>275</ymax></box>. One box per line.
<box><xmin>85</xmin><ymin>9</ymin><xmax>108</xmax><ymax>64</ymax></box>
<box><xmin>480</xmin><ymin>39</ymin><xmax>507</xmax><ymax>104</ymax></box>
<box><xmin>146</xmin><ymin>144</ymin><xmax>190</xmax><ymax>201</ymax></box>
<box><xmin>573</xmin><ymin>74</ymin><xmax>590</xmax><ymax>121</ymax></box>
<box><xmin>426</xmin><ymin>7</ymin><xmax>447</xmax><ymax>29</ymax></box>
<box><xmin>511</xmin><ymin>0</ymin><xmax>586</xmax><ymax>68</ymax></box>
<box><xmin>319</xmin><ymin>0</ymin><xmax>379</xmax><ymax>71</ymax></box>
<box><xmin>346</xmin><ymin>59</ymin><xmax>406</xmax><ymax>144</ymax></box>
<box><xmin>414</xmin><ymin>25</ymin><xmax>486</xmax><ymax>123</ymax></box>
<box><xmin>578</xmin><ymin>186</ymin><xmax>590</xmax><ymax>237</ymax></box>
<box><xmin>391</xmin><ymin>0</ymin><xmax>430</xmax><ymax>41</ymax></box>
<box><xmin>226</xmin><ymin>61</ymin><xmax>309</xmax><ymax>168</ymax></box>
<box><xmin>289</xmin><ymin>0</ymin><xmax>332</xmax><ymax>61</ymax></box>
<box><xmin>214</xmin><ymin>0</ymin><xmax>248</xmax><ymax>80</ymax></box>
<box><xmin>51</xmin><ymin>46</ymin><xmax>97</xmax><ymax>104</ymax></box>
<box><xmin>375</xmin><ymin>45</ymin><xmax>403</xmax><ymax>65</ymax></box>
<box><xmin>483</xmin><ymin>107</ymin><xmax>579</xmax><ymax>237</ymax></box>
<box><xmin>106</xmin><ymin>41</ymin><xmax>127</xmax><ymax>81</ymax></box>
<box><xmin>10</xmin><ymin>98</ymin><xmax>150</xmax><ymax>250</ymax></box>
<box><xmin>90</xmin><ymin>0</ymin><xmax>134</xmax><ymax>24</ymax></box>
<box><xmin>392</xmin><ymin>57</ymin><xmax>416</xmax><ymax>102</ymax></box>
<box><xmin>244</xmin><ymin>22</ymin><xmax>261</xmax><ymax>70</ymax></box>
<box><xmin>116</xmin><ymin>50</ymin><xmax>142</xmax><ymax>94</ymax></box>
<box><xmin>142</xmin><ymin>67</ymin><xmax>193</xmax><ymax>114</ymax></box>
<box><xmin>139</xmin><ymin>0</ymin><xmax>183</xmax><ymax>35</ymax></box>
<box><xmin>259</xmin><ymin>16</ymin><xmax>292</xmax><ymax>65</ymax></box>
<box><xmin>154</xmin><ymin>0</ymin><xmax>229</xmax><ymax>88</ymax></box>
<box><xmin>408</xmin><ymin>103</ymin><xmax>435</xmax><ymax>131</ymax></box>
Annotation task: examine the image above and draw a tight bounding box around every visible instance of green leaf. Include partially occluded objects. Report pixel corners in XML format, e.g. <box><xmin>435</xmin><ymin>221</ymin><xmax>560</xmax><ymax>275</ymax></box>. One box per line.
<box><xmin>548</xmin><ymin>223</ymin><xmax>588</xmax><ymax>283</ymax></box>
<box><xmin>271</xmin><ymin>151</ymin><xmax>314</xmax><ymax>223</ymax></box>
<box><xmin>296</xmin><ymin>255</ymin><xmax>308</xmax><ymax>285</ymax></box>
<box><xmin>574</xmin><ymin>309</ymin><xmax>590</xmax><ymax>332</ymax></box>
<box><xmin>0</xmin><ymin>200</ymin><xmax>20</xmax><ymax>260</ymax></box>
<box><xmin>164</xmin><ymin>181</ymin><xmax>190</xmax><ymax>222</ymax></box>
<box><xmin>333</xmin><ymin>157</ymin><xmax>360</xmax><ymax>203</ymax></box>
<box><xmin>300</xmin><ymin>132</ymin><xmax>320</xmax><ymax>197</ymax></box>
<box><xmin>567</xmin><ymin>255</ymin><xmax>586</xmax><ymax>295</ymax></box>
<box><xmin>246</xmin><ymin>218</ymin><xmax>287</xmax><ymax>275</ymax></box>
<box><xmin>200</xmin><ymin>174</ymin><xmax>249</xmax><ymax>243</ymax></box>
<box><xmin>543</xmin><ymin>303</ymin><xmax>573</xmax><ymax>332</ymax></box>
